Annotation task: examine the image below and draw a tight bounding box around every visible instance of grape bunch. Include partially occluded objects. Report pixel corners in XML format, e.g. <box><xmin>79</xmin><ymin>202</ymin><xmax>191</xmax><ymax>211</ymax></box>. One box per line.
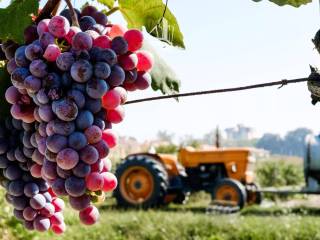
<box><xmin>0</xmin><ymin>118</ymin><xmax>66</xmax><ymax>234</ymax></box>
<box><xmin>0</xmin><ymin>3</ymin><xmax>154</xmax><ymax>234</ymax></box>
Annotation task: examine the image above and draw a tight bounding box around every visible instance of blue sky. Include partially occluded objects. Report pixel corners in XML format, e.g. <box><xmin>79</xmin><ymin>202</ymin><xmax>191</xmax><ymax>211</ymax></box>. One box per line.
<box><xmin>2</xmin><ymin>0</ymin><xmax>320</xmax><ymax>141</ymax></box>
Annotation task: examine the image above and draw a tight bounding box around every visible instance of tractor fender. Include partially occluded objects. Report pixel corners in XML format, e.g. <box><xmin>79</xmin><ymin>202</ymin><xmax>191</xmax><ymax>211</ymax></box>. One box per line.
<box><xmin>126</xmin><ymin>153</ymin><xmax>186</xmax><ymax>178</ymax></box>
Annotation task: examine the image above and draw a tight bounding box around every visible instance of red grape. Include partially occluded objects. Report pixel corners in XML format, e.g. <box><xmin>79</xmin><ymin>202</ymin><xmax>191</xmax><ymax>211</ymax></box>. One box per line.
<box><xmin>102</xmin><ymin>89</ymin><xmax>121</xmax><ymax>110</ymax></box>
<box><xmin>106</xmin><ymin>105</ymin><xmax>125</xmax><ymax>124</ymax></box>
<box><xmin>124</xmin><ymin>29</ymin><xmax>144</xmax><ymax>52</ymax></box>
<box><xmin>101</xmin><ymin>172</ymin><xmax>117</xmax><ymax>192</ymax></box>
<box><xmin>79</xmin><ymin>205</ymin><xmax>99</xmax><ymax>225</ymax></box>
<box><xmin>102</xmin><ymin>129</ymin><xmax>118</xmax><ymax>148</ymax></box>
<box><xmin>85</xmin><ymin>172</ymin><xmax>104</xmax><ymax>191</ymax></box>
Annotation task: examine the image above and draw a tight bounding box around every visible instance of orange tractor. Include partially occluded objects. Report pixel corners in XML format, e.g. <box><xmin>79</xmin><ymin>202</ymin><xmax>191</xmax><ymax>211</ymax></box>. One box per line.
<box><xmin>114</xmin><ymin>147</ymin><xmax>262</xmax><ymax>209</ymax></box>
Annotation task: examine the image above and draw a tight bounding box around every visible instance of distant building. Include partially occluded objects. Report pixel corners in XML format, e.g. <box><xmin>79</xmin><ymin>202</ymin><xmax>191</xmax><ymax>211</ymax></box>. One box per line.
<box><xmin>225</xmin><ymin>124</ymin><xmax>256</xmax><ymax>141</ymax></box>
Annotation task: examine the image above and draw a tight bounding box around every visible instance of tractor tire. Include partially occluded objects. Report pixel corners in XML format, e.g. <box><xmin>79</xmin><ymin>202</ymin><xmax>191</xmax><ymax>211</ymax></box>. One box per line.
<box><xmin>246</xmin><ymin>183</ymin><xmax>263</xmax><ymax>205</ymax></box>
<box><xmin>113</xmin><ymin>155</ymin><xmax>169</xmax><ymax>208</ymax></box>
<box><xmin>211</xmin><ymin>178</ymin><xmax>247</xmax><ymax>209</ymax></box>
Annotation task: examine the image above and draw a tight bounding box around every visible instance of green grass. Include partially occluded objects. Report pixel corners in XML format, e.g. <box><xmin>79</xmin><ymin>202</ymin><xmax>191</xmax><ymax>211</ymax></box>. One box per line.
<box><xmin>2</xmin><ymin>192</ymin><xmax>320</xmax><ymax>240</ymax></box>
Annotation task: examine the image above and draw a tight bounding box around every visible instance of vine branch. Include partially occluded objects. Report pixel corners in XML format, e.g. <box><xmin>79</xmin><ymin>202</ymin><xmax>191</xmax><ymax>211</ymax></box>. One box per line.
<box><xmin>36</xmin><ymin>0</ymin><xmax>61</xmax><ymax>23</ymax></box>
<box><xmin>125</xmin><ymin>77</ymin><xmax>309</xmax><ymax>105</ymax></box>
<box><xmin>105</xmin><ymin>7</ymin><xmax>120</xmax><ymax>16</ymax></box>
<box><xmin>64</xmin><ymin>0</ymin><xmax>79</xmax><ymax>27</ymax></box>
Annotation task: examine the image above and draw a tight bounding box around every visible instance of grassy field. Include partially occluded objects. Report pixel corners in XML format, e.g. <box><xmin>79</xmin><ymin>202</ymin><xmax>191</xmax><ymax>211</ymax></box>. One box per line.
<box><xmin>2</xmin><ymin>192</ymin><xmax>320</xmax><ymax>240</ymax></box>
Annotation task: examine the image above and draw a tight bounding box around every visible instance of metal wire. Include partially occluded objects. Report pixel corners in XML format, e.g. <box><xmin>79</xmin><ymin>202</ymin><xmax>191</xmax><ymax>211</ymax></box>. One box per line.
<box><xmin>125</xmin><ymin>77</ymin><xmax>309</xmax><ymax>105</ymax></box>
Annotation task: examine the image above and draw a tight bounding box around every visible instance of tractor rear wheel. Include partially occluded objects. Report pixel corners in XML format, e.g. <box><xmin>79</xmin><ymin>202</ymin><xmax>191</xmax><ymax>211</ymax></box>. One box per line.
<box><xmin>114</xmin><ymin>155</ymin><xmax>169</xmax><ymax>208</ymax></box>
<box><xmin>211</xmin><ymin>178</ymin><xmax>247</xmax><ymax>209</ymax></box>
<box><xmin>246</xmin><ymin>183</ymin><xmax>263</xmax><ymax>205</ymax></box>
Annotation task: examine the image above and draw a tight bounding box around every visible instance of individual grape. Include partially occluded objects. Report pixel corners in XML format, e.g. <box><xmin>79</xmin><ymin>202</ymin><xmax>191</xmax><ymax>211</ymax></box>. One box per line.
<box><xmin>135</xmin><ymin>71</ymin><xmax>151</xmax><ymax>90</ymax></box>
<box><xmin>50</xmin><ymin>212</ymin><xmax>64</xmax><ymax>225</ymax></box>
<box><xmin>29</xmin><ymin>60</ymin><xmax>48</xmax><ymax>78</ymax></box>
<box><xmin>42</xmin><ymin>159</ymin><xmax>58</xmax><ymax>180</ymax></box>
<box><xmin>24</xmin><ymin>75</ymin><xmax>41</xmax><ymax>93</ymax></box>
<box><xmin>56</xmin><ymin>52</ymin><xmax>75</xmax><ymax>71</ymax></box>
<box><xmin>61</xmin><ymin>72</ymin><xmax>72</xmax><ymax>88</ymax></box>
<box><xmin>48</xmin><ymin>16</ymin><xmax>70</xmax><ymax>38</ymax></box>
<box><xmin>43</xmin><ymin>44</ymin><xmax>61</xmax><ymax>62</ymax></box>
<box><xmin>52</xmin><ymin>198</ymin><xmax>65</xmax><ymax>212</ymax></box>
<box><xmin>109</xmin><ymin>24</ymin><xmax>127</xmax><ymax>38</ymax></box>
<box><xmin>106</xmin><ymin>105</ymin><xmax>125</xmax><ymax>124</ymax></box>
<box><xmin>40</xmin><ymin>202</ymin><xmax>55</xmax><ymax>217</ymax></box>
<box><xmin>107</xmin><ymin>65</ymin><xmax>125</xmax><ymax>87</ymax></box>
<box><xmin>0</xmin><ymin>156</ymin><xmax>9</xmax><ymax>168</ymax></box>
<box><xmin>11</xmin><ymin>67</ymin><xmax>29</xmax><ymax>89</ymax></box>
<box><xmin>76</xmin><ymin>110</ymin><xmax>94</xmax><ymax>130</ymax></box>
<box><xmin>30</xmin><ymin>194</ymin><xmax>46</xmax><ymax>210</ymax></box>
<box><xmin>85</xmin><ymin>172</ymin><xmax>103</xmax><ymax>191</ymax></box>
<box><xmin>37</xmin><ymin>180</ymin><xmax>49</xmax><ymax>192</ymax></box>
<box><xmin>45</xmin><ymin>149</ymin><xmax>57</xmax><ymax>162</ymax></box>
<box><xmin>85</xmin><ymin>98</ymin><xmax>101</xmax><ymax>114</ymax></box>
<box><xmin>51</xmin><ymin>222</ymin><xmax>66</xmax><ymax>234</ymax></box>
<box><xmin>102</xmin><ymin>129</ymin><xmax>117</xmax><ymax>148</ymax></box>
<box><xmin>38</xmin><ymin>105</ymin><xmax>53</xmax><ymax>123</ymax></box>
<box><xmin>24</xmin><ymin>25</ymin><xmax>39</xmax><ymax>44</ymax></box>
<box><xmin>56</xmin><ymin>148</ymin><xmax>79</xmax><ymax>170</ymax></box>
<box><xmin>52</xmin><ymin>119</ymin><xmax>75</xmax><ymax>136</ymax></box>
<box><xmin>136</xmin><ymin>51</ymin><xmax>154</xmax><ymax>72</ymax></box>
<box><xmin>79</xmin><ymin>16</ymin><xmax>97</xmax><ymax>31</ymax></box>
<box><xmin>31</xmin><ymin>149</ymin><xmax>44</xmax><ymax>165</ymax></box>
<box><xmin>93</xmin><ymin>35</ymin><xmax>111</xmax><ymax>49</ymax></box>
<box><xmin>71</xmin><ymin>59</ymin><xmax>93</xmax><ymax>83</ymax></box>
<box><xmin>85</xmin><ymin>30</ymin><xmax>100</xmax><ymax>40</ymax></box>
<box><xmin>80</xmin><ymin>145</ymin><xmax>99</xmax><ymax>164</ymax></box>
<box><xmin>65</xmin><ymin>176</ymin><xmax>86</xmax><ymax>197</ymax></box>
<box><xmin>43</xmin><ymin>72</ymin><xmax>61</xmax><ymax>90</ymax></box>
<box><xmin>38</xmin><ymin>122</ymin><xmax>47</xmax><ymax>137</ymax></box>
<box><xmin>15</xmin><ymin>148</ymin><xmax>28</xmax><ymax>162</ymax></box>
<box><xmin>67</xmin><ymin>89</ymin><xmax>85</xmax><ymax>109</ymax></box>
<box><xmin>54</xmin><ymin>99</ymin><xmax>78</xmax><ymax>122</ymax></box>
<box><xmin>52</xmin><ymin>178</ymin><xmax>68</xmax><ymax>196</ymax></box>
<box><xmin>119</xmin><ymin>52</ymin><xmax>138</xmax><ymax>71</ymax></box>
<box><xmin>7</xmin><ymin>58</ymin><xmax>18</xmax><ymax>74</ymax></box>
<box><xmin>46</xmin><ymin>134</ymin><xmax>68</xmax><ymax>153</ymax></box>
<box><xmin>86</xmin><ymin>78</ymin><xmax>109</xmax><ymax>99</ymax></box>
<box><xmin>68</xmin><ymin>132</ymin><xmax>87</xmax><ymax>150</ymax></box>
<box><xmin>14</xmin><ymin>208</ymin><xmax>25</xmax><ymax>221</ymax></box>
<box><xmin>111</xmin><ymin>36</ymin><xmax>128</xmax><ymax>55</ymax></box>
<box><xmin>84</xmin><ymin>126</ymin><xmax>102</xmax><ymax>144</ymax></box>
<box><xmin>23</xmin><ymin>207</ymin><xmax>37</xmax><ymax>221</ymax></box>
<box><xmin>36</xmin><ymin>89</ymin><xmax>49</xmax><ymax>105</ymax></box>
<box><xmin>124</xmin><ymin>29</ymin><xmax>144</xmax><ymax>52</ymax></box>
<box><xmin>56</xmin><ymin>166</ymin><xmax>72</xmax><ymax>179</ymax></box>
<box><xmin>69</xmin><ymin>194</ymin><xmax>91</xmax><ymax>211</ymax></box>
<box><xmin>6</xmin><ymin>165</ymin><xmax>22</xmax><ymax>180</ymax></box>
<box><xmin>73</xmin><ymin>32</ymin><xmax>93</xmax><ymax>52</ymax></box>
<box><xmin>8</xmin><ymin>180</ymin><xmax>25</xmax><ymax>196</ymax></box>
<box><xmin>60</xmin><ymin>8</ymin><xmax>81</xmax><ymax>25</ymax></box>
<box><xmin>81</xmin><ymin>5</ymin><xmax>98</xmax><ymax>17</ymax></box>
<box><xmin>12</xmin><ymin>196</ymin><xmax>28</xmax><ymax>210</ymax></box>
<box><xmin>37</xmin><ymin>19</ymin><xmax>50</xmax><ymax>36</ymax></box>
<box><xmin>30</xmin><ymin>164</ymin><xmax>42</xmax><ymax>178</ymax></box>
<box><xmin>94</xmin><ymin>62</ymin><xmax>111</xmax><ymax>79</ymax></box>
<box><xmin>65</xmin><ymin>26</ymin><xmax>81</xmax><ymax>44</ymax></box>
<box><xmin>114</xmin><ymin>86</ymin><xmax>127</xmax><ymax>104</ymax></box>
<box><xmin>79</xmin><ymin>205</ymin><xmax>99</xmax><ymax>225</ymax></box>
<box><xmin>4</xmin><ymin>42</ymin><xmax>19</xmax><ymax>60</ymax></box>
<box><xmin>15</xmin><ymin>46</ymin><xmax>29</xmax><ymax>67</ymax></box>
<box><xmin>92</xmin><ymin>11</ymin><xmax>108</xmax><ymax>25</ymax></box>
<box><xmin>0</xmin><ymin>140</ymin><xmax>8</xmax><ymax>155</ymax></box>
<box><xmin>5</xmin><ymin>86</ymin><xmax>21</xmax><ymax>104</ymax></box>
<box><xmin>25</xmin><ymin>43</ymin><xmax>43</xmax><ymax>61</ymax></box>
<box><xmin>24</xmin><ymin>182</ymin><xmax>40</xmax><ymax>198</ymax></box>
<box><xmin>93</xmin><ymin>140</ymin><xmax>109</xmax><ymax>159</ymax></box>
<box><xmin>23</xmin><ymin>147</ymin><xmax>34</xmax><ymax>158</ymax></box>
<box><xmin>102</xmin><ymin>89</ymin><xmax>121</xmax><ymax>110</ymax></box>
<box><xmin>95</xmin><ymin>48</ymin><xmax>117</xmax><ymax>66</ymax></box>
<box><xmin>101</xmin><ymin>172</ymin><xmax>117</xmax><ymax>192</ymax></box>
<box><xmin>33</xmin><ymin>216</ymin><xmax>51</xmax><ymax>232</ymax></box>
<box><xmin>72</xmin><ymin>162</ymin><xmax>91</xmax><ymax>178</ymax></box>
<box><xmin>39</xmin><ymin>32</ymin><xmax>55</xmax><ymax>49</ymax></box>
<box><xmin>72</xmin><ymin>82</ymin><xmax>86</xmax><ymax>93</ymax></box>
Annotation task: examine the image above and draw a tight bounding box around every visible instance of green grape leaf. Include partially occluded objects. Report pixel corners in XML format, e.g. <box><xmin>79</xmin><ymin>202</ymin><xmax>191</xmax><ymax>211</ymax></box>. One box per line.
<box><xmin>252</xmin><ymin>0</ymin><xmax>312</xmax><ymax>7</ymax></box>
<box><xmin>97</xmin><ymin>0</ymin><xmax>115</xmax><ymax>9</ymax></box>
<box><xmin>118</xmin><ymin>0</ymin><xmax>185</xmax><ymax>49</ymax></box>
<box><xmin>0</xmin><ymin>0</ymin><xmax>38</xmax><ymax>43</ymax></box>
<box><xmin>0</xmin><ymin>63</ymin><xmax>11</xmax><ymax>120</ymax></box>
<box><xmin>142</xmin><ymin>40</ymin><xmax>180</xmax><ymax>96</ymax></box>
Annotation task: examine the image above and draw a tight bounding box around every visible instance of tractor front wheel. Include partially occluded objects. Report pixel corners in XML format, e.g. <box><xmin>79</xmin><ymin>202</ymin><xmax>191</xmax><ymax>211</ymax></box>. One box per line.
<box><xmin>211</xmin><ymin>178</ymin><xmax>247</xmax><ymax>209</ymax></box>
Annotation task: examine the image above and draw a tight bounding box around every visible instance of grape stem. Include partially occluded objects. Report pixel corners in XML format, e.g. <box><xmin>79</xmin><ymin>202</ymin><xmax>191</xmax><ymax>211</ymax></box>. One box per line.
<box><xmin>105</xmin><ymin>7</ymin><xmax>120</xmax><ymax>16</ymax></box>
<box><xmin>64</xmin><ymin>0</ymin><xmax>80</xmax><ymax>27</ymax></box>
<box><xmin>36</xmin><ymin>0</ymin><xmax>61</xmax><ymax>23</ymax></box>
<box><xmin>52</xmin><ymin>0</ymin><xmax>62</xmax><ymax>16</ymax></box>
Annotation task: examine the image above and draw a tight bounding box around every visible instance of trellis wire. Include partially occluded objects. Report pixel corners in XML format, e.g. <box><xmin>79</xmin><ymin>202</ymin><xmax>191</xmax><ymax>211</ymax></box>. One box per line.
<box><xmin>125</xmin><ymin>77</ymin><xmax>309</xmax><ymax>105</ymax></box>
